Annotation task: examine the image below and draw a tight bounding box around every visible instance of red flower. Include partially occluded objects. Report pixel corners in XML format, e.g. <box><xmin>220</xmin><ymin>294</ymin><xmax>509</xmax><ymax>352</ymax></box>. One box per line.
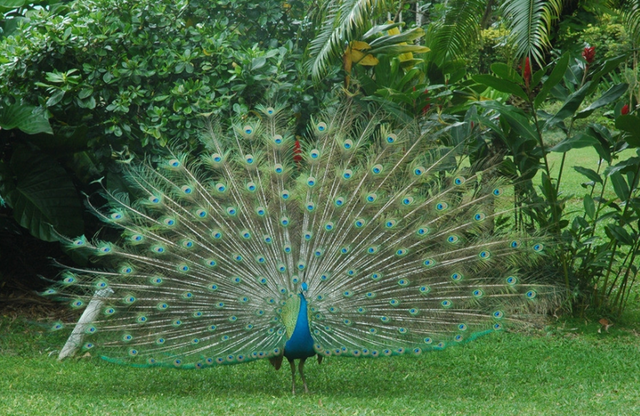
<box><xmin>582</xmin><ymin>46</ymin><xmax>596</xmax><ymax>65</ymax></box>
<box><xmin>293</xmin><ymin>139</ymin><xmax>302</xmax><ymax>164</ymax></box>
<box><xmin>421</xmin><ymin>89</ymin><xmax>431</xmax><ymax>114</ymax></box>
<box><xmin>523</xmin><ymin>57</ymin><xmax>531</xmax><ymax>88</ymax></box>
<box><xmin>621</xmin><ymin>104</ymin><xmax>630</xmax><ymax>115</ymax></box>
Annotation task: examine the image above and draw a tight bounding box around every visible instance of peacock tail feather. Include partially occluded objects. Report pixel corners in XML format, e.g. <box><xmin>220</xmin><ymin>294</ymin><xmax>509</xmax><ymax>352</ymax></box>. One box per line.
<box><xmin>46</xmin><ymin>100</ymin><xmax>560</xmax><ymax>370</ymax></box>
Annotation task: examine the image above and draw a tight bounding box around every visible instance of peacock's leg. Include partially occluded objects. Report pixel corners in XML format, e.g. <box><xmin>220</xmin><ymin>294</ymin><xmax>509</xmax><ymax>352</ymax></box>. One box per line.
<box><xmin>298</xmin><ymin>357</ymin><xmax>309</xmax><ymax>393</ymax></box>
<box><xmin>287</xmin><ymin>357</ymin><xmax>296</xmax><ymax>394</ymax></box>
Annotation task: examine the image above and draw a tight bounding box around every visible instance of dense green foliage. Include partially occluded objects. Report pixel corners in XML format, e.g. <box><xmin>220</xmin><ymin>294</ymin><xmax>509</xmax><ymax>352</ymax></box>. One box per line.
<box><xmin>0</xmin><ymin>0</ymin><xmax>334</xmax><ymax>244</ymax></box>
<box><xmin>1</xmin><ymin>0</ymin><xmax>639</xmax><ymax>315</ymax></box>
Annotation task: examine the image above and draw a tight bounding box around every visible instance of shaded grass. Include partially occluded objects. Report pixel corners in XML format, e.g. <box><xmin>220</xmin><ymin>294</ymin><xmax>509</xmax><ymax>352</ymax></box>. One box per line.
<box><xmin>2</xmin><ymin>316</ymin><xmax>640</xmax><ymax>415</ymax></box>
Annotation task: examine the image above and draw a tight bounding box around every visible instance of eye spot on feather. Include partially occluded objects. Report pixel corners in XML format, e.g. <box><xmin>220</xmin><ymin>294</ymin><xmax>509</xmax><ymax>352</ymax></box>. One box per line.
<box><xmin>416</xmin><ymin>227</ymin><xmax>429</xmax><ymax>236</ymax></box>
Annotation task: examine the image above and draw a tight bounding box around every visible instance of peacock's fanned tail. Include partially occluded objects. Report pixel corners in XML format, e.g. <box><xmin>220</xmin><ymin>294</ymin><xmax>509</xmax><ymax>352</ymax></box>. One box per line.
<box><xmin>47</xmin><ymin>102</ymin><xmax>560</xmax><ymax>368</ymax></box>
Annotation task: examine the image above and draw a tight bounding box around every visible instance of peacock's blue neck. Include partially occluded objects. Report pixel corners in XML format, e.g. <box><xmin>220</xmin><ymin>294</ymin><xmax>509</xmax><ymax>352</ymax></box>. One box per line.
<box><xmin>284</xmin><ymin>293</ymin><xmax>316</xmax><ymax>359</ymax></box>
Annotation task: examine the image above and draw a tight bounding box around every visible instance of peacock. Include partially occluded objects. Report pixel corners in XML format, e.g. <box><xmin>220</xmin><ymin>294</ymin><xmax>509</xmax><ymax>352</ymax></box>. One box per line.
<box><xmin>46</xmin><ymin>100</ymin><xmax>560</xmax><ymax>394</ymax></box>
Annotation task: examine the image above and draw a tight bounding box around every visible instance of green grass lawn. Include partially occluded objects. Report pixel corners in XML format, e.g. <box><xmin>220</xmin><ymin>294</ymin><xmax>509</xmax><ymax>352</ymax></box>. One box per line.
<box><xmin>2</xmin><ymin>315</ymin><xmax>640</xmax><ymax>415</ymax></box>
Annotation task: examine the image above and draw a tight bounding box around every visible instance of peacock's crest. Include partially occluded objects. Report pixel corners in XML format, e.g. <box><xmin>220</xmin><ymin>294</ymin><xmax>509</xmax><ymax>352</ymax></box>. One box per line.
<box><xmin>46</xmin><ymin>100</ymin><xmax>559</xmax><ymax>392</ymax></box>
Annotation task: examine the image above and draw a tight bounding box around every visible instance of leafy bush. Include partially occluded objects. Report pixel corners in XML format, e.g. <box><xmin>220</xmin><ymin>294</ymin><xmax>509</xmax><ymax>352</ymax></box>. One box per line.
<box><xmin>0</xmin><ymin>0</ymin><xmax>332</xmax><ymax>241</ymax></box>
<box><xmin>472</xmin><ymin>49</ymin><xmax>638</xmax><ymax>315</ymax></box>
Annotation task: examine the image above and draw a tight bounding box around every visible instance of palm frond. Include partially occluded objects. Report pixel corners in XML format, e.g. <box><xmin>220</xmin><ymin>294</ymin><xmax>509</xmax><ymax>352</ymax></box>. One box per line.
<box><xmin>423</xmin><ymin>0</ymin><xmax>487</xmax><ymax>66</ymax></box>
<box><xmin>308</xmin><ymin>0</ymin><xmax>391</xmax><ymax>80</ymax></box>
<box><xmin>623</xmin><ymin>0</ymin><xmax>640</xmax><ymax>48</ymax></box>
<box><xmin>501</xmin><ymin>0</ymin><xmax>564</xmax><ymax>66</ymax></box>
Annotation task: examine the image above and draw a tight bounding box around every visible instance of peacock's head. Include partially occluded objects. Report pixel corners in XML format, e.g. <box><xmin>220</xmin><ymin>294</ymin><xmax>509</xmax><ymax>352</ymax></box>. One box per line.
<box><xmin>300</xmin><ymin>282</ymin><xmax>308</xmax><ymax>296</ymax></box>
